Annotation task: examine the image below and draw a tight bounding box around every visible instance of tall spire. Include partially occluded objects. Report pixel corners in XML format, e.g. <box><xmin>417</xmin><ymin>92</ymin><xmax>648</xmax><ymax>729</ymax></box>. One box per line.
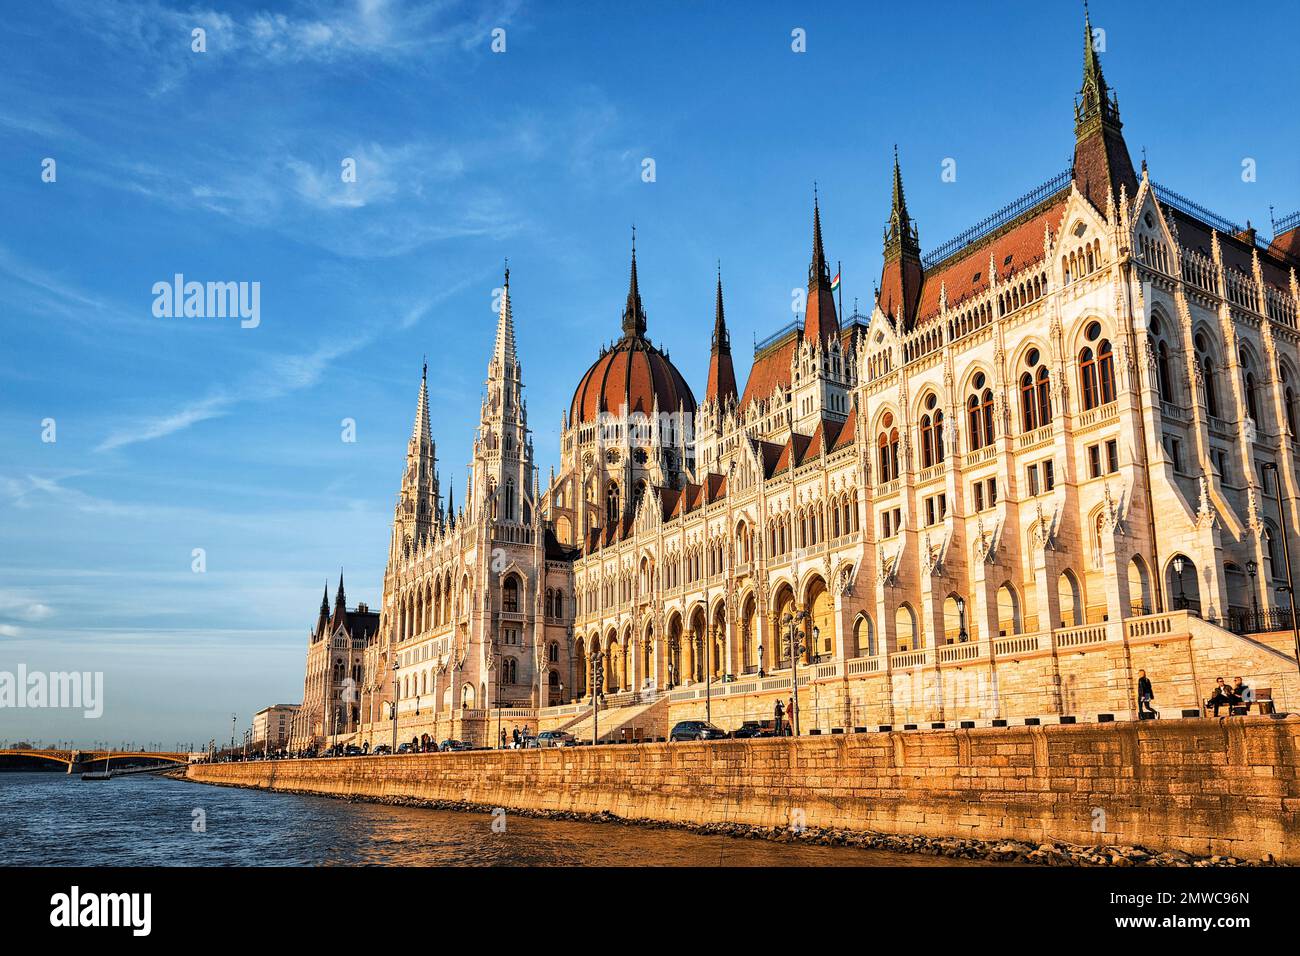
<box><xmin>316</xmin><ymin>582</ymin><xmax>330</xmax><ymax>633</ymax></box>
<box><xmin>877</xmin><ymin>148</ymin><xmax>924</xmax><ymax>330</ymax></box>
<box><xmin>492</xmin><ymin>260</ymin><xmax>518</xmax><ymax>372</ymax></box>
<box><xmin>883</xmin><ymin>146</ymin><xmax>920</xmax><ymax>264</ymax></box>
<box><xmin>1072</xmin><ymin>3</ymin><xmax>1136</xmax><ymax>206</ymax></box>
<box><xmin>393</xmin><ymin>365</ymin><xmax>440</xmax><ymax>550</ymax></box>
<box><xmin>622</xmin><ymin>226</ymin><xmax>647</xmax><ymax>339</ymax></box>
<box><xmin>334</xmin><ymin>570</ymin><xmax>346</xmax><ymax>617</ymax></box>
<box><xmin>706</xmin><ymin>264</ymin><xmax>737</xmax><ymax>406</ymax></box>
<box><xmin>411</xmin><ymin>361</ymin><xmax>432</xmax><ymax>446</ymax></box>
<box><xmin>803</xmin><ymin>188</ymin><xmax>839</xmax><ymax>345</ymax></box>
<box><xmin>808</xmin><ymin>184</ymin><xmax>831</xmax><ymax>288</ymax></box>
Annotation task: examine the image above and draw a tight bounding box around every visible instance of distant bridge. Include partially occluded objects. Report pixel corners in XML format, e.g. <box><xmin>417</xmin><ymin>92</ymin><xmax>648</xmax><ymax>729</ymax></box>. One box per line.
<box><xmin>0</xmin><ymin>749</ymin><xmax>188</xmax><ymax>773</ymax></box>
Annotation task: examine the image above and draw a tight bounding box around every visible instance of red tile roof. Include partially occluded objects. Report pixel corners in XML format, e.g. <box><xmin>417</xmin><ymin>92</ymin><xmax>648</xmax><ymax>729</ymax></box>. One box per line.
<box><xmin>912</xmin><ymin>193</ymin><xmax>1069</xmax><ymax>326</ymax></box>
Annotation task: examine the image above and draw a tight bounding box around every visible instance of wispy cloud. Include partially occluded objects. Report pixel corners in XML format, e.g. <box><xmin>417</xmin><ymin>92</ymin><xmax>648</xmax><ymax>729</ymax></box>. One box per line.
<box><xmin>51</xmin><ymin>0</ymin><xmax>523</xmax><ymax>94</ymax></box>
<box><xmin>94</xmin><ymin>335</ymin><xmax>376</xmax><ymax>453</ymax></box>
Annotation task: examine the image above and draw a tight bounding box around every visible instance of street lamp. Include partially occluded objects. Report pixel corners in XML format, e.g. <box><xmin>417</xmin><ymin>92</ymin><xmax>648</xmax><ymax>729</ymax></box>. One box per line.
<box><xmin>1247</xmin><ymin>559</ymin><xmax>1260</xmax><ymax>631</ymax></box>
<box><xmin>1261</xmin><ymin>461</ymin><xmax>1300</xmax><ymax>669</ymax></box>
<box><xmin>390</xmin><ymin>658</ymin><xmax>399</xmax><ymax>754</ymax></box>
<box><xmin>956</xmin><ymin>596</ymin><xmax>968</xmax><ymax>643</ymax></box>
<box><xmin>1173</xmin><ymin>556</ymin><xmax>1187</xmax><ymax>610</ymax></box>
<box><xmin>591</xmin><ymin>650</ymin><xmax>604</xmax><ymax>746</ymax></box>
<box><xmin>781</xmin><ymin>609</ymin><xmax>810</xmax><ymax>737</ymax></box>
<box><xmin>230</xmin><ymin>713</ymin><xmax>236</xmax><ymax>756</ymax></box>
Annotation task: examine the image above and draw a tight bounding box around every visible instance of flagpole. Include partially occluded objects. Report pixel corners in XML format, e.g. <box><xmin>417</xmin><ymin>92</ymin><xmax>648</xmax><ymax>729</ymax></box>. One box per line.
<box><xmin>837</xmin><ymin>259</ymin><xmax>843</xmax><ymax>319</ymax></box>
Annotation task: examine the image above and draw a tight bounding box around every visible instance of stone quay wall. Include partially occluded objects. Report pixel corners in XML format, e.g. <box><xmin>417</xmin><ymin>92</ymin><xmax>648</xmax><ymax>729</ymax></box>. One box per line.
<box><xmin>187</xmin><ymin>716</ymin><xmax>1300</xmax><ymax>863</ymax></box>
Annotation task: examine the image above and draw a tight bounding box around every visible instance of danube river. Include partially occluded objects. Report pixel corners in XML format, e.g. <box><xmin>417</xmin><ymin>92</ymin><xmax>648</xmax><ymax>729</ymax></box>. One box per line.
<box><xmin>1</xmin><ymin>770</ymin><xmax>982</xmax><ymax>866</ymax></box>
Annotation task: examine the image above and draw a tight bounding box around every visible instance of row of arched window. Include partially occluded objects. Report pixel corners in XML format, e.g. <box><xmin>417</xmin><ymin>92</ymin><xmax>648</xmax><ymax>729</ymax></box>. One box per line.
<box><xmin>876</xmin><ymin>325</ymin><xmax>1117</xmax><ymax>468</ymax></box>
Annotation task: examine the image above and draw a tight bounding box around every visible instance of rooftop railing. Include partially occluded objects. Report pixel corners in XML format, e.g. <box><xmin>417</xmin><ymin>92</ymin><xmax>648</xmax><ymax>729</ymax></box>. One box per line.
<box><xmin>922</xmin><ymin>169</ymin><xmax>1072</xmax><ymax>270</ymax></box>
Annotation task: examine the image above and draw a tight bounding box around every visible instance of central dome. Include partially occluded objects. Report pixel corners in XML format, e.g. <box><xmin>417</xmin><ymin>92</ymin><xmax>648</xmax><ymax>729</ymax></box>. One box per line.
<box><xmin>569</xmin><ymin>244</ymin><xmax>696</xmax><ymax>425</ymax></box>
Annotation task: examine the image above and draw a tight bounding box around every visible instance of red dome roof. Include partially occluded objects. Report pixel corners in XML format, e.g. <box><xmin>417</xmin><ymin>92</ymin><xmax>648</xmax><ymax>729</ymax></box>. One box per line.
<box><xmin>569</xmin><ymin>240</ymin><xmax>696</xmax><ymax>426</ymax></box>
<box><xmin>570</xmin><ymin>334</ymin><xmax>696</xmax><ymax>425</ymax></box>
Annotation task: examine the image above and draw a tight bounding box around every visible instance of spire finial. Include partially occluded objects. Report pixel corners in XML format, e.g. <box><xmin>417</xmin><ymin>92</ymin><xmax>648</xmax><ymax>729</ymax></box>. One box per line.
<box><xmin>809</xmin><ymin>186</ymin><xmax>829</xmax><ymax>286</ymax></box>
<box><xmin>622</xmin><ymin>226</ymin><xmax>646</xmax><ymax>339</ymax></box>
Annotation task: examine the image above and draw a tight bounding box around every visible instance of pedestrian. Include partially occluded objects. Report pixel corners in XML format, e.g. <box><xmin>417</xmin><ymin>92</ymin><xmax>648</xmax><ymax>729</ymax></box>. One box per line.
<box><xmin>773</xmin><ymin>698</ymin><xmax>784</xmax><ymax>737</ymax></box>
<box><xmin>787</xmin><ymin>696</ymin><xmax>795</xmax><ymax>735</ymax></box>
<box><xmin>1136</xmin><ymin>669</ymin><xmax>1158</xmax><ymax>718</ymax></box>
<box><xmin>512</xmin><ymin>726</ymin><xmax>520</xmax><ymax>748</ymax></box>
<box><xmin>499</xmin><ymin>727</ymin><xmax>507</xmax><ymax>749</ymax></box>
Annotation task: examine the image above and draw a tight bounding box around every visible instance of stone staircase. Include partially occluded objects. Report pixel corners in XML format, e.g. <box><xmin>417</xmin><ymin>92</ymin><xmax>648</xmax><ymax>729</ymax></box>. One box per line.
<box><xmin>560</xmin><ymin>694</ymin><xmax>671</xmax><ymax>744</ymax></box>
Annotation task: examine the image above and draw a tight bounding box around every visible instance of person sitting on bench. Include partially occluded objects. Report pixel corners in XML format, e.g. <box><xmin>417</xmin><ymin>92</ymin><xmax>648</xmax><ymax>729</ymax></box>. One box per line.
<box><xmin>1230</xmin><ymin>677</ymin><xmax>1253</xmax><ymax>713</ymax></box>
<box><xmin>1205</xmin><ymin>677</ymin><xmax>1235</xmax><ymax>716</ymax></box>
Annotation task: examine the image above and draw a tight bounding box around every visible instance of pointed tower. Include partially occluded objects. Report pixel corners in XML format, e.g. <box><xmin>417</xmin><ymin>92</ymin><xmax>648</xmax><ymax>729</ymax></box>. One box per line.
<box><xmin>803</xmin><ymin>188</ymin><xmax>840</xmax><ymax>346</ymax></box>
<box><xmin>1072</xmin><ymin>4</ymin><xmax>1137</xmax><ymax>207</ymax></box>
<box><xmin>474</xmin><ymin>262</ymin><xmax>531</xmax><ymax>527</ymax></box>
<box><xmin>315</xmin><ymin>582</ymin><xmax>330</xmax><ymax>638</ymax></box>
<box><xmin>391</xmin><ymin>362</ymin><xmax>440</xmax><ymax>558</ymax></box>
<box><xmin>333</xmin><ymin>570</ymin><xmax>346</xmax><ymax>621</ymax></box>
<box><xmin>705</xmin><ymin>266</ymin><xmax>738</xmax><ymax>406</ymax></box>
<box><xmin>877</xmin><ymin>148</ymin><xmax>924</xmax><ymax>329</ymax></box>
<box><xmin>622</xmin><ymin>230</ymin><xmax>647</xmax><ymax>340</ymax></box>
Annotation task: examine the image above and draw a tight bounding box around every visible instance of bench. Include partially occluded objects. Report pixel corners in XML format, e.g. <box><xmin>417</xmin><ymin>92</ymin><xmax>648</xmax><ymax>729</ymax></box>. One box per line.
<box><xmin>1229</xmin><ymin>687</ymin><xmax>1275</xmax><ymax>716</ymax></box>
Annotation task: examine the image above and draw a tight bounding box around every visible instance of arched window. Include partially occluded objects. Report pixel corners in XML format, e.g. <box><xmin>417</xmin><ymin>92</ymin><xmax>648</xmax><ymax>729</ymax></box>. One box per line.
<box><xmin>1020</xmin><ymin>371</ymin><xmax>1038</xmax><ymax>431</ymax></box>
<box><xmin>606</xmin><ymin>482</ymin><xmax>620</xmax><ymax>524</ymax></box>
<box><xmin>1080</xmin><ymin>346</ymin><xmax>1098</xmax><ymax>410</ymax></box>
<box><xmin>1195</xmin><ymin>333</ymin><xmax>1219</xmax><ymax>417</ymax></box>
<box><xmin>1241</xmin><ymin>350</ymin><xmax>1259</xmax><ymax>421</ymax></box>
<box><xmin>1020</xmin><ymin>348</ymin><xmax>1051</xmax><ymax>432</ymax></box>
<box><xmin>504</xmin><ymin>477</ymin><xmax>515</xmax><ymax>520</ymax></box>
<box><xmin>502</xmin><ymin>575</ymin><xmax>520</xmax><ymax>613</ymax></box>
<box><xmin>877</xmin><ymin>412</ymin><xmax>900</xmax><ymax>481</ymax></box>
<box><xmin>967</xmin><ymin>373</ymin><xmax>995</xmax><ymax>450</ymax></box>
<box><xmin>1285</xmin><ymin>367</ymin><xmax>1298</xmax><ymax>436</ymax></box>
<box><xmin>1157</xmin><ymin>341</ymin><xmax>1173</xmax><ymax>402</ymax></box>
<box><xmin>918</xmin><ymin>394</ymin><xmax>943</xmax><ymax>468</ymax></box>
<box><xmin>1098</xmin><ymin>340</ymin><xmax>1116</xmax><ymax>404</ymax></box>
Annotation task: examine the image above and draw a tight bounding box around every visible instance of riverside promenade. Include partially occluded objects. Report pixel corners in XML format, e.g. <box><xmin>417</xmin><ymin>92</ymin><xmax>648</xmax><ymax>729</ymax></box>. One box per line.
<box><xmin>186</xmin><ymin>716</ymin><xmax>1300</xmax><ymax>864</ymax></box>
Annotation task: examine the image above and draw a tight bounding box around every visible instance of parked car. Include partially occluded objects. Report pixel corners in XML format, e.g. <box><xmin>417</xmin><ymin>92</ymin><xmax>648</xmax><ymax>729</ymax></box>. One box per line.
<box><xmin>535</xmin><ymin>730</ymin><xmax>575</xmax><ymax>748</ymax></box>
<box><xmin>439</xmin><ymin>739</ymin><xmax>472</xmax><ymax>752</ymax></box>
<box><xmin>343</xmin><ymin>744</ymin><xmax>363</xmax><ymax>756</ymax></box>
<box><xmin>731</xmin><ymin>720</ymin><xmax>776</xmax><ymax>739</ymax></box>
<box><xmin>371</xmin><ymin>744</ymin><xmax>391</xmax><ymax>755</ymax></box>
<box><xmin>669</xmin><ymin>720</ymin><xmax>729</xmax><ymax>741</ymax></box>
<box><xmin>395</xmin><ymin>742</ymin><xmax>413</xmax><ymax>754</ymax></box>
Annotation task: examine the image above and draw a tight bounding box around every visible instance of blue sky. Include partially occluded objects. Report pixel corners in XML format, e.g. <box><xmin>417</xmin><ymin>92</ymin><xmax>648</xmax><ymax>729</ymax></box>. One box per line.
<box><xmin>2</xmin><ymin>0</ymin><xmax>1297</xmax><ymax>747</ymax></box>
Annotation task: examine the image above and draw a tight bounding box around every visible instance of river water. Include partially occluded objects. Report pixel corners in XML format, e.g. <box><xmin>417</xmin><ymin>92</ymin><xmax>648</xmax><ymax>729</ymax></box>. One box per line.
<box><xmin>1</xmin><ymin>770</ymin><xmax>981</xmax><ymax>866</ymax></box>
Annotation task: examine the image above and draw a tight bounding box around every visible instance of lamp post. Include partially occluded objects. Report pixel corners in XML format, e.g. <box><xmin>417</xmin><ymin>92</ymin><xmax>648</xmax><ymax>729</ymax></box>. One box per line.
<box><xmin>591</xmin><ymin>650</ymin><xmax>604</xmax><ymax>746</ymax></box>
<box><xmin>230</xmin><ymin>713</ymin><xmax>236</xmax><ymax>757</ymax></box>
<box><xmin>758</xmin><ymin>642</ymin><xmax>765</xmax><ymax>678</ymax></box>
<box><xmin>390</xmin><ymin>658</ymin><xmax>399</xmax><ymax>754</ymax></box>
<box><xmin>956</xmin><ymin>596</ymin><xmax>968</xmax><ymax>643</ymax></box>
<box><xmin>1173</xmin><ymin>556</ymin><xmax>1187</xmax><ymax>610</ymax></box>
<box><xmin>781</xmin><ymin>609</ymin><xmax>809</xmax><ymax>737</ymax></box>
<box><xmin>1247</xmin><ymin>559</ymin><xmax>1260</xmax><ymax>631</ymax></box>
<box><xmin>1261</xmin><ymin>461</ymin><xmax>1300</xmax><ymax>668</ymax></box>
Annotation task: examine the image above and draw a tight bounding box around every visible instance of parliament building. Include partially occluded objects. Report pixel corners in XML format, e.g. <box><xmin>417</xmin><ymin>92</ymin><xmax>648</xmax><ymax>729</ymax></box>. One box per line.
<box><xmin>291</xmin><ymin>14</ymin><xmax>1300</xmax><ymax>751</ymax></box>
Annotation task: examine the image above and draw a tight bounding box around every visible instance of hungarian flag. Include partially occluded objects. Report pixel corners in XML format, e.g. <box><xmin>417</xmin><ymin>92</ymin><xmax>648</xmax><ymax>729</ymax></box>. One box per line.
<box><xmin>830</xmin><ymin>271</ymin><xmax>841</xmax><ymax>291</ymax></box>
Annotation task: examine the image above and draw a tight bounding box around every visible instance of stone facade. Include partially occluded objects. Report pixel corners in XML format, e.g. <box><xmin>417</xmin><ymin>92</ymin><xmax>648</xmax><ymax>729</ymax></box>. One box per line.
<box><xmin>297</xmin><ymin>15</ymin><xmax>1300</xmax><ymax>752</ymax></box>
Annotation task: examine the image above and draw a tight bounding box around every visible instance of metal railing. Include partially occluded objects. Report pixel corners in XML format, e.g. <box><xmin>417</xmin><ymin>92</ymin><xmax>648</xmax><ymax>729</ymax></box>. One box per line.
<box><xmin>922</xmin><ymin>169</ymin><xmax>1072</xmax><ymax>269</ymax></box>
